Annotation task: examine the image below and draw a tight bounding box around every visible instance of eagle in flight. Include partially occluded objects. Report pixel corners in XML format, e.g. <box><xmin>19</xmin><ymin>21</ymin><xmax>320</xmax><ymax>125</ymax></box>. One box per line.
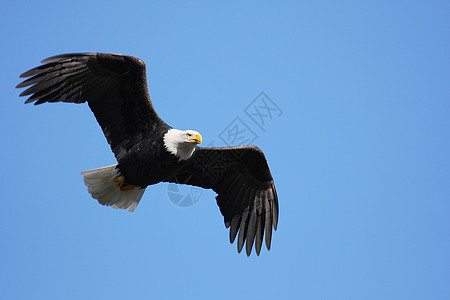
<box><xmin>17</xmin><ymin>53</ymin><xmax>278</xmax><ymax>256</ymax></box>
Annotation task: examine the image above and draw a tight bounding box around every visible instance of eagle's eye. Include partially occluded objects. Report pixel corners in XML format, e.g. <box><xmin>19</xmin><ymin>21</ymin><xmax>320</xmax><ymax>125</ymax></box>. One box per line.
<box><xmin>186</xmin><ymin>133</ymin><xmax>191</xmax><ymax>137</ymax></box>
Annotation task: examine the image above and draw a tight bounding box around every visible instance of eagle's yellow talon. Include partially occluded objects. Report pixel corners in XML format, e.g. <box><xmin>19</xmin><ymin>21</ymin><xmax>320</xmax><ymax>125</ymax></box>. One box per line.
<box><xmin>114</xmin><ymin>176</ymin><xmax>125</xmax><ymax>188</ymax></box>
<box><xmin>114</xmin><ymin>176</ymin><xmax>136</xmax><ymax>191</ymax></box>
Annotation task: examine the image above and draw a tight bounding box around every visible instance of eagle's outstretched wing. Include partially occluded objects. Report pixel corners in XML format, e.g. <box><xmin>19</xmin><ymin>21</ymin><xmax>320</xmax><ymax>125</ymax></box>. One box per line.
<box><xmin>165</xmin><ymin>146</ymin><xmax>279</xmax><ymax>256</ymax></box>
<box><xmin>16</xmin><ymin>52</ymin><xmax>168</xmax><ymax>159</ymax></box>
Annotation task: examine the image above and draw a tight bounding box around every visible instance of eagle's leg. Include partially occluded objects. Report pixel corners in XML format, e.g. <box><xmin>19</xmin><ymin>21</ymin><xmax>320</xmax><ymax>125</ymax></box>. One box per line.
<box><xmin>114</xmin><ymin>175</ymin><xmax>125</xmax><ymax>188</ymax></box>
<box><xmin>114</xmin><ymin>175</ymin><xmax>136</xmax><ymax>191</ymax></box>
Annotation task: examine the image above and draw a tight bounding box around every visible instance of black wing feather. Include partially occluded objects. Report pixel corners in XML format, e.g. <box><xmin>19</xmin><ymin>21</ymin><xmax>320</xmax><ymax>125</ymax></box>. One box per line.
<box><xmin>165</xmin><ymin>145</ymin><xmax>278</xmax><ymax>256</ymax></box>
<box><xmin>245</xmin><ymin>195</ymin><xmax>258</xmax><ymax>256</ymax></box>
<box><xmin>255</xmin><ymin>211</ymin><xmax>264</xmax><ymax>255</ymax></box>
<box><xmin>237</xmin><ymin>202</ymin><xmax>251</xmax><ymax>253</ymax></box>
<box><xmin>264</xmin><ymin>190</ymin><xmax>273</xmax><ymax>250</ymax></box>
<box><xmin>228</xmin><ymin>187</ymin><xmax>250</xmax><ymax>243</ymax></box>
<box><xmin>17</xmin><ymin>52</ymin><xmax>167</xmax><ymax>159</ymax></box>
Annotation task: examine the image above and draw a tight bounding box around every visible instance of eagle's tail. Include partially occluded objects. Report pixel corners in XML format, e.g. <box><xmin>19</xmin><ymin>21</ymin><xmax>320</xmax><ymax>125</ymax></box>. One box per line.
<box><xmin>80</xmin><ymin>164</ymin><xmax>146</xmax><ymax>212</ymax></box>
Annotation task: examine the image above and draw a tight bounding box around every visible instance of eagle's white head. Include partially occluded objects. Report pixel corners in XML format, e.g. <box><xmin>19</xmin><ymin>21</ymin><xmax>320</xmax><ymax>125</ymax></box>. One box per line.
<box><xmin>163</xmin><ymin>129</ymin><xmax>203</xmax><ymax>161</ymax></box>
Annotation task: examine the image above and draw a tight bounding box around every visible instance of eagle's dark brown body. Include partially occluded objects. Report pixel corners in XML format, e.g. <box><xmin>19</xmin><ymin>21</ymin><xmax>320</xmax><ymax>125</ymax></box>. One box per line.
<box><xmin>118</xmin><ymin>133</ymin><xmax>183</xmax><ymax>187</ymax></box>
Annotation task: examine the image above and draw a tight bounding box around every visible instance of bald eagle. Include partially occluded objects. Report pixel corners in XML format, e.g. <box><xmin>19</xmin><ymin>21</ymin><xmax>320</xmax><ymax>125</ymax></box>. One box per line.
<box><xmin>17</xmin><ymin>53</ymin><xmax>278</xmax><ymax>256</ymax></box>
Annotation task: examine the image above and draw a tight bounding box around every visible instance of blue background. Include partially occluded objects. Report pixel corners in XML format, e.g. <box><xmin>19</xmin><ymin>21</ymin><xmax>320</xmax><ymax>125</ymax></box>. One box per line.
<box><xmin>1</xmin><ymin>1</ymin><xmax>449</xmax><ymax>299</ymax></box>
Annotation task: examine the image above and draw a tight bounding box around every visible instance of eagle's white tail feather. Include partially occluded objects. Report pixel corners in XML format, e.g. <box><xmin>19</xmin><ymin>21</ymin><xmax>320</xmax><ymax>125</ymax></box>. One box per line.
<box><xmin>80</xmin><ymin>164</ymin><xmax>145</xmax><ymax>212</ymax></box>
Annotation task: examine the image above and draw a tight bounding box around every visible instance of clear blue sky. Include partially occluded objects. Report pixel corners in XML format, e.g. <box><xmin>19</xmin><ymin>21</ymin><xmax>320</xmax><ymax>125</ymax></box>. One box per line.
<box><xmin>1</xmin><ymin>1</ymin><xmax>449</xmax><ymax>299</ymax></box>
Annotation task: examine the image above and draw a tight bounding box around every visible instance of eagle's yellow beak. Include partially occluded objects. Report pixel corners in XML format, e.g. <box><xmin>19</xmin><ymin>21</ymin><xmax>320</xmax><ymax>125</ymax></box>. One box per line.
<box><xmin>188</xmin><ymin>133</ymin><xmax>202</xmax><ymax>144</ymax></box>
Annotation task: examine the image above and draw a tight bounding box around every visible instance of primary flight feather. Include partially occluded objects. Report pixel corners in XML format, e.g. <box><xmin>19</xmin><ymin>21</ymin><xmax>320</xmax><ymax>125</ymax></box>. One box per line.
<box><xmin>17</xmin><ymin>52</ymin><xmax>278</xmax><ymax>256</ymax></box>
